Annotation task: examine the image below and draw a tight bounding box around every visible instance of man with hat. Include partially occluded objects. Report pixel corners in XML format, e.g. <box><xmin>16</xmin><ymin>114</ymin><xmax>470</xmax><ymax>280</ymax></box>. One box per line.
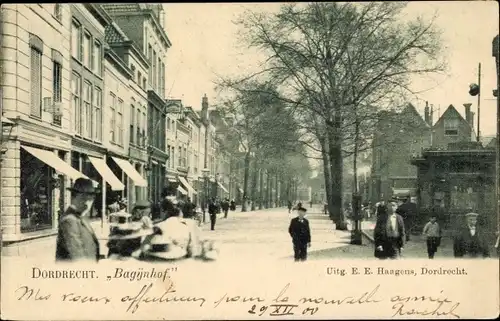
<box><xmin>288</xmin><ymin>206</ymin><xmax>311</xmax><ymax>261</ymax></box>
<box><xmin>453</xmin><ymin>212</ymin><xmax>489</xmax><ymax>258</ymax></box>
<box><xmin>56</xmin><ymin>178</ymin><xmax>100</xmax><ymax>262</ymax></box>
<box><xmin>396</xmin><ymin>195</ymin><xmax>417</xmax><ymax>242</ymax></box>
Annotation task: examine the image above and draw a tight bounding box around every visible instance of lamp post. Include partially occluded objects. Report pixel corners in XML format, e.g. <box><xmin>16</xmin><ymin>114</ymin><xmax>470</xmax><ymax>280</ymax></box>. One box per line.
<box><xmin>202</xmin><ymin>168</ymin><xmax>210</xmax><ymax>223</ymax></box>
<box><xmin>492</xmin><ymin>35</ymin><xmax>499</xmax><ymax>239</ymax></box>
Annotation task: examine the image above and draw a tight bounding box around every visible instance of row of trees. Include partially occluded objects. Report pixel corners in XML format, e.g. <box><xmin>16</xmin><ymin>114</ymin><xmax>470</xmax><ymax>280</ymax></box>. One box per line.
<box><xmin>216</xmin><ymin>2</ymin><xmax>445</xmax><ymax>227</ymax></box>
<box><xmin>217</xmin><ymin>82</ymin><xmax>312</xmax><ymax>211</ymax></box>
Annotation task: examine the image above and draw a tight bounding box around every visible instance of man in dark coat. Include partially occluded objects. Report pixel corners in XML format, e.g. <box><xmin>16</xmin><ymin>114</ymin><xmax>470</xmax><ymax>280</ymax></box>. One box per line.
<box><xmin>56</xmin><ymin>178</ymin><xmax>100</xmax><ymax>262</ymax></box>
<box><xmin>396</xmin><ymin>196</ymin><xmax>417</xmax><ymax>241</ymax></box>
<box><xmin>374</xmin><ymin>201</ymin><xmax>405</xmax><ymax>259</ymax></box>
<box><xmin>208</xmin><ymin>198</ymin><xmax>218</xmax><ymax>231</ymax></box>
<box><xmin>453</xmin><ymin>212</ymin><xmax>489</xmax><ymax>258</ymax></box>
<box><xmin>288</xmin><ymin>207</ymin><xmax>311</xmax><ymax>261</ymax></box>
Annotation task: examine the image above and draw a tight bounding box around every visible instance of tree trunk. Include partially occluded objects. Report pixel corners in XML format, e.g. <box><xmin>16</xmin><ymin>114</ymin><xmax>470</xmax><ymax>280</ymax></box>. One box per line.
<box><xmin>267</xmin><ymin>172</ymin><xmax>273</xmax><ymax>208</ymax></box>
<box><xmin>258</xmin><ymin>167</ymin><xmax>264</xmax><ymax>210</ymax></box>
<box><xmin>274</xmin><ymin>172</ymin><xmax>281</xmax><ymax>207</ymax></box>
<box><xmin>327</xmin><ymin>119</ymin><xmax>344</xmax><ymax>229</ymax></box>
<box><xmin>250</xmin><ymin>158</ymin><xmax>258</xmax><ymax>211</ymax></box>
<box><xmin>242</xmin><ymin>151</ymin><xmax>251</xmax><ymax>212</ymax></box>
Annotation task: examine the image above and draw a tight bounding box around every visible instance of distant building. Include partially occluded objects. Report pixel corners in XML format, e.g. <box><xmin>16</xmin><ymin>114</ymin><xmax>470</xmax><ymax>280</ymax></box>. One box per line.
<box><xmin>431</xmin><ymin>104</ymin><xmax>476</xmax><ymax>149</ymax></box>
<box><xmin>370</xmin><ymin>103</ymin><xmax>431</xmax><ymax>202</ymax></box>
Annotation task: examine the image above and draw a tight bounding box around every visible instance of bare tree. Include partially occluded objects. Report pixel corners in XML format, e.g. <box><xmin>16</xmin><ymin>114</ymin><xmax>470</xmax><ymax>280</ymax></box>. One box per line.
<box><xmin>224</xmin><ymin>2</ymin><xmax>445</xmax><ymax>227</ymax></box>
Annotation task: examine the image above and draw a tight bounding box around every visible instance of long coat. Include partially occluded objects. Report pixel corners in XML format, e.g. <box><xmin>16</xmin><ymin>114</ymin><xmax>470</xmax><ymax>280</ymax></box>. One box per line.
<box><xmin>55</xmin><ymin>207</ymin><xmax>100</xmax><ymax>262</ymax></box>
<box><xmin>453</xmin><ymin>227</ymin><xmax>489</xmax><ymax>258</ymax></box>
<box><xmin>288</xmin><ymin>217</ymin><xmax>311</xmax><ymax>245</ymax></box>
<box><xmin>373</xmin><ymin>214</ymin><xmax>405</xmax><ymax>259</ymax></box>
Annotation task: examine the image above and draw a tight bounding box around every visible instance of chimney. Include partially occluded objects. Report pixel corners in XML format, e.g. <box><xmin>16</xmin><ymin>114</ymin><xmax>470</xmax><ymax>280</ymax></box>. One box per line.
<box><xmin>430</xmin><ymin>104</ymin><xmax>434</xmax><ymax>126</ymax></box>
<box><xmin>201</xmin><ymin>94</ymin><xmax>209</xmax><ymax>123</ymax></box>
<box><xmin>463</xmin><ymin>103</ymin><xmax>472</xmax><ymax>124</ymax></box>
<box><xmin>469</xmin><ymin>111</ymin><xmax>475</xmax><ymax>130</ymax></box>
<box><xmin>424</xmin><ymin>101</ymin><xmax>430</xmax><ymax>125</ymax></box>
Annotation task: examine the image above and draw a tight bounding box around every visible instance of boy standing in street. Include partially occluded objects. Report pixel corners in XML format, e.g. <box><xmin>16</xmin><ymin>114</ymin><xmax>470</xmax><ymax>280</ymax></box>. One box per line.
<box><xmin>422</xmin><ymin>214</ymin><xmax>441</xmax><ymax>259</ymax></box>
<box><xmin>288</xmin><ymin>207</ymin><xmax>311</xmax><ymax>261</ymax></box>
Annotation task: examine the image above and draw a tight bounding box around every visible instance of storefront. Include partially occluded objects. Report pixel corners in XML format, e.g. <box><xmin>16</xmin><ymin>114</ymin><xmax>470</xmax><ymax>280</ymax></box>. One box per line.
<box><xmin>20</xmin><ymin>145</ymin><xmax>82</xmax><ymax>233</ymax></box>
<box><xmin>412</xmin><ymin>148</ymin><xmax>496</xmax><ymax>233</ymax></box>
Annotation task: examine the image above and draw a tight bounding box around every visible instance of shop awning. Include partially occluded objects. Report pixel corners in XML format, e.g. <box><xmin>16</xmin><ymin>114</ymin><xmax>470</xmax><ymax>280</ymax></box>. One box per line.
<box><xmin>178</xmin><ymin>176</ymin><xmax>197</xmax><ymax>195</ymax></box>
<box><xmin>177</xmin><ymin>186</ymin><xmax>188</xmax><ymax>195</ymax></box>
<box><xmin>238</xmin><ymin>188</ymin><xmax>244</xmax><ymax>194</ymax></box>
<box><xmin>21</xmin><ymin>146</ymin><xmax>87</xmax><ymax>180</ymax></box>
<box><xmin>111</xmin><ymin>157</ymin><xmax>147</xmax><ymax>187</ymax></box>
<box><xmin>88</xmin><ymin>157</ymin><xmax>124</xmax><ymax>191</ymax></box>
<box><xmin>217</xmin><ymin>181</ymin><xmax>229</xmax><ymax>194</ymax></box>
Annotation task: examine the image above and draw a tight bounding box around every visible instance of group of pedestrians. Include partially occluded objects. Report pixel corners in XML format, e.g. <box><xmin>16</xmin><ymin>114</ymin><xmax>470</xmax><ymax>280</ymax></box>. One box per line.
<box><xmin>373</xmin><ymin>199</ymin><xmax>492</xmax><ymax>259</ymax></box>
<box><xmin>55</xmin><ymin>178</ymin><xmax>218</xmax><ymax>263</ymax></box>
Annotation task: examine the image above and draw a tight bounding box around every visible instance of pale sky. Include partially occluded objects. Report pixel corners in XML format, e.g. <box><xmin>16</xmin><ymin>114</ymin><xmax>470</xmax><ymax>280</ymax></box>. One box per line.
<box><xmin>164</xmin><ymin>1</ymin><xmax>499</xmax><ymax>136</ymax></box>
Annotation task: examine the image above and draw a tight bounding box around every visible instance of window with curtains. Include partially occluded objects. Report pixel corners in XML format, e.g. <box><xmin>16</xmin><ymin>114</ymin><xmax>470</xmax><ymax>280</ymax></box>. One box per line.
<box><xmin>161</xmin><ymin>62</ymin><xmax>165</xmax><ymax>97</ymax></box>
<box><xmin>152</xmin><ymin>50</ymin><xmax>157</xmax><ymax>91</ymax></box>
<box><xmin>117</xmin><ymin>99</ymin><xmax>124</xmax><ymax>145</ymax></box>
<box><xmin>148</xmin><ymin>44</ymin><xmax>152</xmax><ymax>85</ymax></box>
<box><xmin>71</xmin><ymin>73</ymin><xmax>81</xmax><ymax>134</ymax></box>
<box><xmin>93</xmin><ymin>87</ymin><xmax>102</xmax><ymax>141</ymax></box>
<box><xmin>54</xmin><ymin>4</ymin><xmax>62</xmax><ymax>21</ymax></box>
<box><xmin>71</xmin><ymin>20</ymin><xmax>81</xmax><ymax>60</ymax></box>
<box><xmin>136</xmin><ymin>109</ymin><xmax>141</xmax><ymax>146</ymax></box>
<box><xmin>52</xmin><ymin>60</ymin><xmax>62</xmax><ymax>126</ymax></box>
<box><xmin>178</xmin><ymin>146</ymin><xmax>182</xmax><ymax>168</ymax></box>
<box><xmin>171</xmin><ymin>147</ymin><xmax>175</xmax><ymax>169</ymax></box>
<box><xmin>142</xmin><ymin>111</ymin><xmax>146</xmax><ymax>147</ymax></box>
<box><xmin>30</xmin><ymin>46</ymin><xmax>43</xmax><ymax>118</ymax></box>
<box><xmin>83</xmin><ymin>81</ymin><xmax>92</xmax><ymax>138</ymax></box>
<box><xmin>444</xmin><ymin>118</ymin><xmax>459</xmax><ymax>136</ymax></box>
<box><xmin>157</xmin><ymin>57</ymin><xmax>161</xmax><ymax>95</ymax></box>
<box><xmin>130</xmin><ymin>104</ymin><xmax>135</xmax><ymax>144</ymax></box>
<box><xmin>93</xmin><ymin>41</ymin><xmax>102</xmax><ymax>76</ymax></box>
<box><xmin>109</xmin><ymin>92</ymin><xmax>116</xmax><ymax>142</ymax></box>
<box><xmin>83</xmin><ymin>31</ymin><xmax>91</xmax><ymax>68</ymax></box>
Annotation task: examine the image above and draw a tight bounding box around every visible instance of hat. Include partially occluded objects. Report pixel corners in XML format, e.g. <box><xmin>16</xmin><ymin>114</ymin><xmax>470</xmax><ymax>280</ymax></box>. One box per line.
<box><xmin>108</xmin><ymin>222</ymin><xmax>154</xmax><ymax>240</ymax></box>
<box><xmin>143</xmin><ymin>233</ymin><xmax>188</xmax><ymax>260</ymax></box>
<box><xmin>297</xmin><ymin>207</ymin><xmax>307</xmax><ymax>212</ymax></box>
<box><xmin>465</xmin><ymin>212</ymin><xmax>480</xmax><ymax>218</ymax></box>
<box><xmin>67</xmin><ymin>178</ymin><xmax>99</xmax><ymax>194</ymax></box>
<box><xmin>134</xmin><ymin>200</ymin><xmax>151</xmax><ymax>210</ymax></box>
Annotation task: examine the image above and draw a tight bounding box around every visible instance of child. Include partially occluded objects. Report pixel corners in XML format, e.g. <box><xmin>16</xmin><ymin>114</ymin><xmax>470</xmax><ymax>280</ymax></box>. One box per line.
<box><xmin>422</xmin><ymin>214</ymin><xmax>441</xmax><ymax>259</ymax></box>
<box><xmin>288</xmin><ymin>207</ymin><xmax>311</xmax><ymax>261</ymax></box>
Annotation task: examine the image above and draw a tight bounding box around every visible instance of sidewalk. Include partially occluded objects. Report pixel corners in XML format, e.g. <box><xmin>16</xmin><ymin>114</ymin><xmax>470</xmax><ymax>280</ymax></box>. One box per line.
<box><xmin>1</xmin><ymin>205</ymin><xmax>293</xmax><ymax>259</ymax></box>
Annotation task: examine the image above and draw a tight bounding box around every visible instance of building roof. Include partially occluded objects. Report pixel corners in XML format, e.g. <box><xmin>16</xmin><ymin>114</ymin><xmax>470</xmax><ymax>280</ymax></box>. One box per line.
<box><xmin>104</xmin><ymin>21</ymin><xmax>130</xmax><ymax>44</ymax></box>
<box><xmin>403</xmin><ymin>103</ymin><xmax>430</xmax><ymax>128</ymax></box>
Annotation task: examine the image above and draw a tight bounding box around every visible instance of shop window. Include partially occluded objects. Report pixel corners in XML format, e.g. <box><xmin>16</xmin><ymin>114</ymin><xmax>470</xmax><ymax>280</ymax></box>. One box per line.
<box><xmin>20</xmin><ymin>148</ymin><xmax>54</xmax><ymax>232</ymax></box>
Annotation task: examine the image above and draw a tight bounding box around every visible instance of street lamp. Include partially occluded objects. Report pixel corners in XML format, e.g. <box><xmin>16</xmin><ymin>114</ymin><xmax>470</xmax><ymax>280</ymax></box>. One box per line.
<box><xmin>201</xmin><ymin>168</ymin><xmax>210</xmax><ymax>223</ymax></box>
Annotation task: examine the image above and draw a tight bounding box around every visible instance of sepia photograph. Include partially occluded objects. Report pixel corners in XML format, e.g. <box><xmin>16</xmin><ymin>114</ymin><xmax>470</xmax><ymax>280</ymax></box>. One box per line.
<box><xmin>1</xmin><ymin>2</ymin><xmax>499</xmax><ymax>319</ymax></box>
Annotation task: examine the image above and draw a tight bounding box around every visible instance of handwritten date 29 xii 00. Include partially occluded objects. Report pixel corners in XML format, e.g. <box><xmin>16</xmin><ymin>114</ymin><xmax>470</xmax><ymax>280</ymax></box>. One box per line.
<box><xmin>248</xmin><ymin>304</ymin><xmax>318</xmax><ymax>316</ymax></box>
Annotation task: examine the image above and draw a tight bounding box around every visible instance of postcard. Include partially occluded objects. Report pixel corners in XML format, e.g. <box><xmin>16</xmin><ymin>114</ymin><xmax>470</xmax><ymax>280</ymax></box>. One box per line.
<box><xmin>1</xmin><ymin>2</ymin><xmax>499</xmax><ymax>320</ymax></box>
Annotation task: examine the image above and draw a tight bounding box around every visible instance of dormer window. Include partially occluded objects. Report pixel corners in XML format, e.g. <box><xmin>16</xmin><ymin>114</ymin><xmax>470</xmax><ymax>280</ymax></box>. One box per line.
<box><xmin>444</xmin><ymin>118</ymin><xmax>459</xmax><ymax>136</ymax></box>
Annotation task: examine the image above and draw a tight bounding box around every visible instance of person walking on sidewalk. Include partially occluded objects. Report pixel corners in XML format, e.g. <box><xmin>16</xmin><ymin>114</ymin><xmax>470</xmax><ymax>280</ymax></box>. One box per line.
<box><xmin>422</xmin><ymin>214</ymin><xmax>441</xmax><ymax>259</ymax></box>
<box><xmin>288</xmin><ymin>206</ymin><xmax>311</xmax><ymax>262</ymax></box>
<box><xmin>208</xmin><ymin>198</ymin><xmax>218</xmax><ymax>231</ymax></box>
<box><xmin>287</xmin><ymin>200</ymin><xmax>293</xmax><ymax>213</ymax></box>
<box><xmin>55</xmin><ymin>178</ymin><xmax>100</xmax><ymax>262</ymax></box>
